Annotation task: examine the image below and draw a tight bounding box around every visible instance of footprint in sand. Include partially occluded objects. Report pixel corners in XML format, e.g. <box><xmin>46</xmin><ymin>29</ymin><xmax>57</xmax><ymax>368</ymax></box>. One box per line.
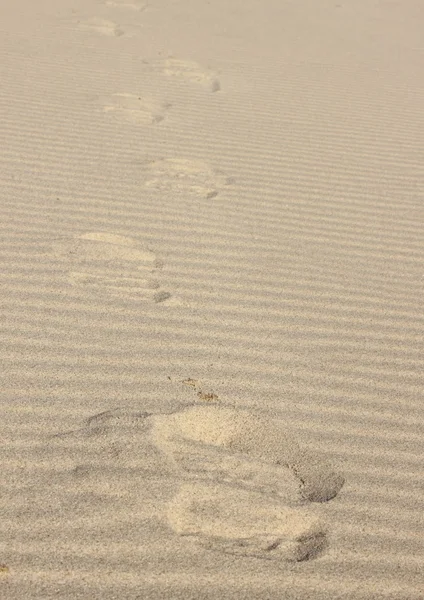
<box><xmin>78</xmin><ymin>17</ymin><xmax>125</xmax><ymax>37</ymax></box>
<box><xmin>51</xmin><ymin>232</ymin><xmax>174</xmax><ymax>303</ymax></box>
<box><xmin>142</xmin><ymin>157</ymin><xmax>234</xmax><ymax>200</ymax></box>
<box><xmin>150</xmin><ymin>405</ymin><xmax>344</xmax><ymax>504</ymax></box>
<box><xmin>105</xmin><ymin>0</ymin><xmax>148</xmax><ymax>10</ymax></box>
<box><xmin>167</xmin><ymin>482</ymin><xmax>327</xmax><ymax>562</ymax></box>
<box><xmin>101</xmin><ymin>93</ymin><xmax>171</xmax><ymax>125</ymax></box>
<box><xmin>63</xmin><ymin>404</ymin><xmax>344</xmax><ymax>562</ymax></box>
<box><xmin>162</xmin><ymin>57</ymin><xmax>221</xmax><ymax>93</ymax></box>
<box><xmin>153</xmin><ymin>405</ymin><xmax>344</xmax><ymax>561</ymax></box>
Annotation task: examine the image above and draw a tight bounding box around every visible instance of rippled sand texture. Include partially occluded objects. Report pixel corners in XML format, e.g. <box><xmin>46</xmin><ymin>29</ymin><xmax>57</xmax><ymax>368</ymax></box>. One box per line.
<box><xmin>1</xmin><ymin>0</ymin><xmax>423</xmax><ymax>598</ymax></box>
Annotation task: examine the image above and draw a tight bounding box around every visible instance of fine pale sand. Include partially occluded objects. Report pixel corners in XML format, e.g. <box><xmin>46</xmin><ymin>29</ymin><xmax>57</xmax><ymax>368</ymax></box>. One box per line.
<box><xmin>1</xmin><ymin>0</ymin><xmax>423</xmax><ymax>599</ymax></box>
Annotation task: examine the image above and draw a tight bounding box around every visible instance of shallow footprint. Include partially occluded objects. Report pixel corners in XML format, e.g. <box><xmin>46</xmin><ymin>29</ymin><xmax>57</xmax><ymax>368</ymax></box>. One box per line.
<box><xmin>105</xmin><ymin>0</ymin><xmax>148</xmax><ymax>10</ymax></box>
<box><xmin>163</xmin><ymin>57</ymin><xmax>220</xmax><ymax>93</ymax></box>
<box><xmin>102</xmin><ymin>93</ymin><xmax>170</xmax><ymax>125</ymax></box>
<box><xmin>167</xmin><ymin>482</ymin><xmax>327</xmax><ymax>562</ymax></box>
<box><xmin>151</xmin><ymin>404</ymin><xmax>345</xmax><ymax>503</ymax></box>
<box><xmin>51</xmin><ymin>232</ymin><xmax>173</xmax><ymax>302</ymax></box>
<box><xmin>51</xmin><ymin>407</ymin><xmax>172</xmax><ymax>478</ymax></box>
<box><xmin>78</xmin><ymin>17</ymin><xmax>124</xmax><ymax>36</ymax></box>
<box><xmin>143</xmin><ymin>157</ymin><xmax>233</xmax><ymax>200</ymax></box>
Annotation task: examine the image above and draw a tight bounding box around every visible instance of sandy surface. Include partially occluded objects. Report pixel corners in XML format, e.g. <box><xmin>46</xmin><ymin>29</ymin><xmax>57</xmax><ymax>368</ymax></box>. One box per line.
<box><xmin>1</xmin><ymin>1</ymin><xmax>423</xmax><ymax>598</ymax></box>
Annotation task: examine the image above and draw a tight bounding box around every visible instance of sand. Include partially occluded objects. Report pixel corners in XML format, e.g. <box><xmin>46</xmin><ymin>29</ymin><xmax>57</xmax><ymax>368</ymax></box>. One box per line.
<box><xmin>1</xmin><ymin>0</ymin><xmax>423</xmax><ymax>598</ymax></box>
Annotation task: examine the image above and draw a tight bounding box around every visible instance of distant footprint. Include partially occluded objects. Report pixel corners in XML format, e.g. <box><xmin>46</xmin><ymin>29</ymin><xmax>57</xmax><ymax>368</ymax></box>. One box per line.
<box><xmin>105</xmin><ymin>0</ymin><xmax>148</xmax><ymax>10</ymax></box>
<box><xmin>163</xmin><ymin>57</ymin><xmax>221</xmax><ymax>93</ymax></box>
<box><xmin>167</xmin><ymin>482</ymin><xmax>327</xmax><ymax>562</ymax></box>
<box><xmin>51</xmin><ymin>232</ymin><xmax>174</xmax><ymax>303</ymax></box>
<box><xmin>143</xmin><ymin>157</ymin><xmax>234</xmax><ymax>200</ymax></box>
<box><xmin>78</xmin><ymin>17</ymin><xmax>124</xmax><ymax>37</ymax></box>
<box><xmin>102</xmin><ymin>93</ymin><xmax>170</xmax><ymax>125</ymax></box>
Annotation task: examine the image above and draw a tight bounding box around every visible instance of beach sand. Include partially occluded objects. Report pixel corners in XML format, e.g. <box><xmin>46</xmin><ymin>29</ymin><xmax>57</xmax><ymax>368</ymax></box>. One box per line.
<box><xmin>1</xmin><ymin>0</ymin><xmax>423</xmax><ymax>598</ymax></box>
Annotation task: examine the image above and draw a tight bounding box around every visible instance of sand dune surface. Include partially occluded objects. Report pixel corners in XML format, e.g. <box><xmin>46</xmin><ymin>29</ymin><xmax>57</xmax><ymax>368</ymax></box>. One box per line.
<box><xmin>1</xmin><ymin>0</ymin><xmax>423</xmax><ymax>598</ymax></box>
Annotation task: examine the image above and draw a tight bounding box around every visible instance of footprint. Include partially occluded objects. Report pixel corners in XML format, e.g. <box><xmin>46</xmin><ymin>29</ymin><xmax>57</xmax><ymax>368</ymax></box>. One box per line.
<box><xmin>163</xmin><ymin>57</ymin><xmax>221</xmax><ymax>93</ymax></box>
<box><xmin>51</xmin><ymin>232</ymin><xmax>173</xmax><ymax>303</ymax></box>
<box><xmin>51</xmin><ymin>408</ymin><xmax>173</xmax><ymax>484</ymax></box>
<box><xmin>65</xmin><ymin>405</ymin><xmax>344</xmax><ymax>504</ymax></box>
<box><xmin>150</xmin><ymin>405</ymin><xmax>345</xmax><ymax>503</ymax></box>
<box><xmin>102</xmin><ymin>93</ymin><xmax>170</xmax><ymax>125</ymax></box>
<box><xmin>154</xmin><ymin>404</ymin><xmax>343</xmax><ymax>562</ymax></box>
<box><xmin>105</xmin><ymin>0</ymin><xmax>148</xmax><ymax>10</ymax></box>
<box><xmin>56</xmin><ymin>403</ymin><xmax>344</xmax><ymax>562</ymax></box>
<box><xmin>167</xmin><ymin>482</ymin><xmax>328</xmax><ymax>562</ymax></box>
<box><xmin>143</xmin><ymin>157</ymin><xmax>233</xmax><ymax>199</ymax></box>
<box><xmin>85</xmin><ymin>407</ymin><xmax>152</xmax><ymax>429</ymax></box>
<box><xmin>78</xmin><ymin>17</ymin><xmax>124</xmax><ymax>37</ymax></box>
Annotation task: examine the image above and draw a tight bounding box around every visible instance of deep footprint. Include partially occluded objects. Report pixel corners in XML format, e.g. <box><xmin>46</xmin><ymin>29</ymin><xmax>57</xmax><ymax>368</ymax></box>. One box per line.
<box><xmin>150</xmin><ymin>404</ymin><xmax>345</xmax><ymax>503</ymax></box>
<box><xmin>57</xmin><ymin>404</ymin><xmax>344</xmax><ymax>562</ymax></box>
<box><xmin>66</xmin><ymin>404</ymin><xmax>344</xmax><ymax>502</ymax></box>
<box><xmin>167</xmin><ymin>482</ymin><xmax>328</xmax><ymax>562</ymax></box>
